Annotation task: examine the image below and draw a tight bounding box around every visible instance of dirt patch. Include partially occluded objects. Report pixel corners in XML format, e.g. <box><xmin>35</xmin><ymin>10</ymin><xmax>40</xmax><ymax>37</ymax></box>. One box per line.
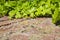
<box><xmin>0</xmin><ymin>17</ymin><xmax>60</xmax><ymax>40</ymax></box>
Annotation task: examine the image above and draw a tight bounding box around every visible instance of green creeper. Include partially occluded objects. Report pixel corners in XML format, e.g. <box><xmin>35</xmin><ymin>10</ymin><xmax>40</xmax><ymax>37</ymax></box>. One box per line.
<box><xmin>52</xmin><ymin>8</ymin><xmax>60</xmax><ymax>24</ymax></box>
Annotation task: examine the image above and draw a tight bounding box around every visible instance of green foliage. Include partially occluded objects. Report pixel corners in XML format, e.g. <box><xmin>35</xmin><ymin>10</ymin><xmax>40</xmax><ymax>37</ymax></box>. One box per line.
<box><xmin>52</xmin><ymin>8</ymin><xmax>60</xmax><ymax>24</ymax></box>
<box><xmin>0</xmin><ymin>0</ymin><xmax>60</xmax><ymax>24</ymax></box>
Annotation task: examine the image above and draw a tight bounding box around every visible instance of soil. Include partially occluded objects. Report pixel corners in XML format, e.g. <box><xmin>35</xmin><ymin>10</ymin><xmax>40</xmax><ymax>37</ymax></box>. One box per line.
<box><xmin>0</xmin><ymin>16</ymin><xmax>60</xmax><ymax>40</ymax></box>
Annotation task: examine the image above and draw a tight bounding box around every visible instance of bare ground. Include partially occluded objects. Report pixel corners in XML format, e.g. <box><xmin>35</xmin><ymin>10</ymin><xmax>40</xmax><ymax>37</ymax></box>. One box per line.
<box><xmin>0</xmin><ymin>16</ymin><xmax>60</xmax><ymax>40</ymax></box>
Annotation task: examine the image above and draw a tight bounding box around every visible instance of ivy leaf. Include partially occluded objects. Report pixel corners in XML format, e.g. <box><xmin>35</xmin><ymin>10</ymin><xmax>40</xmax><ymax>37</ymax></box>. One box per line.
<box><xmin>30</xmin><ymin>13</ymin><xmax>35</xmax><ymax>18</ymax></box>
<box><xmin>15</xmin><ymin>12</ymin><xmax>22</xmax><ymax>19</ymax></box>
<box><xmin>23</xmin><ymin>13</ymin><xmax>27</xmax><ymax>17</ymax></box>
<box><xmin>50</xmin><ymin>4</ymin><xmax>56</xmax><ymax>10</ymax></box>
<box><xmin>52</xmin><ymin>8</ymin><xmax>60</xmax><ymax>23</ymax></box>
<box><xmin>4</xmin><ymin>1</ymin><xmax>17</xmax><ymax>7</ymax></box>
<box><xmin>51</xmin><ymin>0</ymin><xmax>60</xmax><ymax>2</ymax></box>
<box><xmin>39</xmin><ymin>1</ymin><xmax>45</xmax><ymax>6</ymax></box>
<box><xmin>9</xmin><ymin>10</ymin><xmax>16</xmax><ymax>19</ymax></box>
